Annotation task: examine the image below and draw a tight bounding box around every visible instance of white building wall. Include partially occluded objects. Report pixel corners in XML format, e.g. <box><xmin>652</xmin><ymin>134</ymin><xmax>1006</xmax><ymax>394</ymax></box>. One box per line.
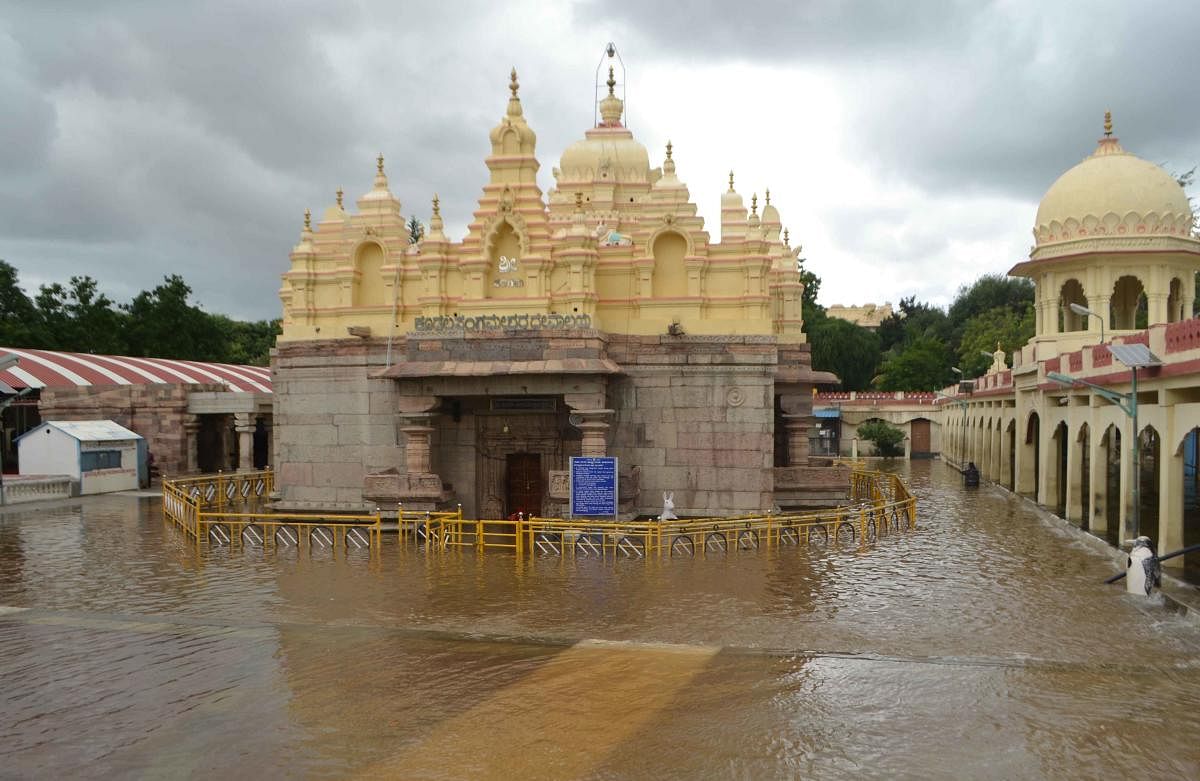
<box><xmin>78</xmin><ymin>440</ymin><xmax>139</xmax><ymax>495</ymax></box>
<box><xmin>17</xmin><ymin>425</ymin><xmax>81</xmax><ymax>480</ymax></box>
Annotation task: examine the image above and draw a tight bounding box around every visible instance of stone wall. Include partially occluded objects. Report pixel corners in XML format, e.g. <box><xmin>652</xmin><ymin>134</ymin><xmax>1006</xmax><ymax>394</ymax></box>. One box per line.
<box><xmin>272</xmin><ymin>338</ymin><xmax>403</xmax><ymax>511</ymax></box>
<box><xmin>606</xmin><ymin>335</ymin><xmax>778</xmax><ymax>516</ymax></box>
<box><xmin>37</xmin><ymin>384</ymin><xmax>212</xmax><ymax>476</ymax></box>
<box><xmin>274</xmin><ymin>331</ymin><xmax>820</xmax><ymax>517</ymax></box>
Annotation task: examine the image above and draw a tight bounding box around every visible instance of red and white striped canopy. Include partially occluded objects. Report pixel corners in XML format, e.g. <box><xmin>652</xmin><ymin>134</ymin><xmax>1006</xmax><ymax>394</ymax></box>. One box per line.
<box><xmin>0</xmin><ymin>347</ymin><xmax>271</xmax><ymax>393</ymax></box>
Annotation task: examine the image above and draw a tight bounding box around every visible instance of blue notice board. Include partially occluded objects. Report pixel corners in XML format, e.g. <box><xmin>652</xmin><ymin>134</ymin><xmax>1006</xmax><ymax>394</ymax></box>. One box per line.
<box><xmin>570</xmin><ymin>456</ymin><xmax>618</xmax><ymax>518</ymax></box>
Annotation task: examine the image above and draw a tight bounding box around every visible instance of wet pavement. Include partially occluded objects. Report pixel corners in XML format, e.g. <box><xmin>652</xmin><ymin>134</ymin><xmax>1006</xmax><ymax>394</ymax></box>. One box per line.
<box><xmin>2</xmin><ymin>460</ymin><xmax>1198</xmax><ymax>779</ymax></box>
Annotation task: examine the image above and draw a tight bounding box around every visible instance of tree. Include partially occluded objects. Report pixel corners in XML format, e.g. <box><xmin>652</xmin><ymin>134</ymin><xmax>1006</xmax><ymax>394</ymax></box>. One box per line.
<box><xmin>857</xmin><ymin>419</ymin><xmax>905</xmax><ymax>457</ymax></box>
<box><xmin>878</xmin><ymin>296</ymin><xmax>951</xmax><ymax>354</ymax></box>
<box><xmin>214</xmin><ymin>315</ymin><xmax>281</xmax><ymax>366</ymax></box>
<box><xmin>947</xmin><ymin>274</ymin><xmax>1034</xmax><ymax>327</ymax></box>
<box><xmin>123</xmin><ymin>275</ymin><xmax>228</xmax><ymax>361</ymax></box>
<box><xmin>796</xmin><ymin>253</ymin><xmax>823</xmax><ymax>324</ymax></box>
<box><xmin>808</xmin><ymin>316</ymin><xmax>881</xmax><ymax>391</ymax></box>
<box><xmin>0</xmin><ymin>260</ymin><xmax>39</xmax><ymax>347</ymax></box>
<box><xmin>876</xmin><ymin>335</ymin><xmax>955</xmax><ymax>391</ymax></box>
<box><xmin>34</xmin><ymin>276</ymin><xmax>128</xmax><ymax>354</ymax></box>
<box><xmin>407</xmin><ymin>216</ymin><xmax>424</xmax><ymax>245</ymax></box>
<box><xmin>957</xmin><ymin>305</ymin><xmax>1034</xmax><ymax>377</ymax></box>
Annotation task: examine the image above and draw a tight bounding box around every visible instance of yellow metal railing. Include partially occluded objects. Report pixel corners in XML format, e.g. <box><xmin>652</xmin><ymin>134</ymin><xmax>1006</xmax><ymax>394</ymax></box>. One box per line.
<box><xmin>162</xmin><ymin>468</ymin><xmax>913</xmax><ymax>560</ymax></box>
<box><xmin>162</xmin><ymin>469</ymin><xmax>382</xmax><ymax>553</ymax></box>
<box><xmin>415</xmin><ymin>469</ymin><xmax>916</xmax><ymax>560</ymax></box>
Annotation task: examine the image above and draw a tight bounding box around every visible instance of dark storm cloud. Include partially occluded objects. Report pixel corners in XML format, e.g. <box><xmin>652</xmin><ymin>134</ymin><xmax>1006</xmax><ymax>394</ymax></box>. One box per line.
<box><xmin>0</xmin><ymin>0</ymin><xmax>560</xmax><ymax>319</ymax></box>
<box><xmin>594</xmin><ymin>0</ymin><xmax>1200</xmax><ymax>200</ymax></box>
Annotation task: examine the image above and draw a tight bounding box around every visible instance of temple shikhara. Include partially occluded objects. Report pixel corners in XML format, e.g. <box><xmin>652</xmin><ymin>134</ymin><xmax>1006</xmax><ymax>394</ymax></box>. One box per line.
<box><xmin>273</xmin><ymin>51</ymin><xmax>831</xmax><ymax>517</ymax></box>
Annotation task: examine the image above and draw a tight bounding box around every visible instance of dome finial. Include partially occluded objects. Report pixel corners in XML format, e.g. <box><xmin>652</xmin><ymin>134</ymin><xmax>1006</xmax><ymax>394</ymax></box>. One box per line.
<box><xmin>303</xmin><ymin>208</ymin><xmax>311</xmax><ymax>231</ymax></box>
<box><xmin>335</xmin><ymin>187</ymin><xmax>343</xmax><ymax>208</ymax></box>
<box><xmin>783</xmin><ymin>227</ymin><xmax>790</xmax><ymax>247</ymax></box>
<box><xmin>606</xmin><ymin>66</ymin><xmax>616</xmax><ymax>96</ymax></box>
<box><xmin>1104</xmin><ymin>110</ymin><xmax>1112</xmax><ymax>137</ymax></box>
<box><xmin>377</xmin><ymin>153</ymin><xmax>384</xmax><ymax>175</ymax></box>
<box><xmin>728</xmin><ymin>170</ymin><xmax>735</xmax><ymax>191</ymax></box>
<box><xmin>750</xmin><ymin>193</ymin><xmax>758</xmax><ymax>216</ymax></box>
<box><xmin>764</xmin><ymin>188</ymin><xmax>771</xmax><ymax>206</ymax></box>
<box><xmin>510</xmin><ymin>67</ymin><xmax>519</xmax><ymax>97</ymax></box>
<box><xmin>432</xmin><ymin>193</ymin><xmax>440</xmax><ymax>217</ymax></box>
<box><xmin>665</xmin><ymin>140</ymin><xmax>673</xmax><ymax>160</ymax></box>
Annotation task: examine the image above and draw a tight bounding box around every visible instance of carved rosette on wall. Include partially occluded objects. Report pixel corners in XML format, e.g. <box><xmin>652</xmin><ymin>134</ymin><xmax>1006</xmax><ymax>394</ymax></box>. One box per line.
<box><xmin>726</xmin><ymin>387</ymin><xmax>746</xmax><ymax>407</ymax></box>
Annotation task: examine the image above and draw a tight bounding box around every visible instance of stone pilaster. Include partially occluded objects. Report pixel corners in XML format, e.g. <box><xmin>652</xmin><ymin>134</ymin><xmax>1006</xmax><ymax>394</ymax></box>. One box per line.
<box><xmin>184</xmin><ymin>418</ymin><xmax>200</xmax><ymax>474</ymax></box>
<box><xmin>235</xmin><ymin>412</ymin><xmax>255</xmax><ymax>471</ymax></box>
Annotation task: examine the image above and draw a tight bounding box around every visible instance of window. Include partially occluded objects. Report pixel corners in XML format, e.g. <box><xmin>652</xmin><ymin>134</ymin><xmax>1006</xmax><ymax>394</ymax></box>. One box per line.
<box><xmin>81</xmin><ymin>449</ymin><xmax>122</xmax><ymax>471</ymax></box>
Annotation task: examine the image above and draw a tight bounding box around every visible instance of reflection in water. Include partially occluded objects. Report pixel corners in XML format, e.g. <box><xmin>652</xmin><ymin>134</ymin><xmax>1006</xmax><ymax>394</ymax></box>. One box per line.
<box><xmin>1</xmin><ymin>462</ymin><xmax>1198</xmax><ymax>778</ymax></box>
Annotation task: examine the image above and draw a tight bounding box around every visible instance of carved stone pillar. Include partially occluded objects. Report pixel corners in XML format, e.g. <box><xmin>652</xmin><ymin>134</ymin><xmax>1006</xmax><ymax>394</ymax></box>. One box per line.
<box><xmin>571</xmin><ymin>409</ymin><xmax>613</xmax><ymax>457</ymax></box>
<box><xmin>235</xmin><ymin>412</ymin><xmax>255</xmax><ymax>471</ymax></box>
<box><xmin>783</xmin><ymin>414</ymin><xmax>810</xmax><ymax>465</ymax></box>
<box><xmin>400</xmin><ymin>413</ymin><xmax>435</xmax><ymax>474</ymax></box>
<box><xmin>184</xmin><ymin>418</ymin><xmax>201</xmax><ymax>474</ymax></box>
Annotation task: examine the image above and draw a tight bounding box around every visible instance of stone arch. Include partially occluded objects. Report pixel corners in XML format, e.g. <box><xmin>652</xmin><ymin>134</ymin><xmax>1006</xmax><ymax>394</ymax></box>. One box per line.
<box><xmin>1075</xmin><ymin>422</ymin><xmax>1091</xmax><ymax>530</ymax></box>
<box><xmin>1167</xmin><ymin>276</ymin><xmax>1185</xmax><ymax>323</ymax></box>
<box><xmin>1100</xmin><ymin>424</ymin><xmax>1122</xmax><ymax>546</ymax></box>
<box><xmin>1179</xmin><ymin>427</ymin><xmax>1200</xmax><ymax>573</ymax></box>
<box><xmin>1049</xmin><ymin>421</ymin><xmax>1068</xmax><ymax>516</ymax></box>
<box><xmin>352</xmin><ymin>240</ymin><xmax>387</xmax><ymax>307</ymax></box>
<box><xmin>1138</xmin><ymin>425</ymin><xmax>1161</xmax><ymax>543</ymax></box>
<box><xmin>1020</xmin><ymin>411</ymin><xmax>1040</xmax><ymax>500</ymax></box>
<box><xmin>650</xmin><ymin>230</ymin><xmax>689</xmax><ymax>298</ymax></box>
<box><xmin>1110</xmin><ymin>275</ymin><xmax>1146</xmax><ymax>330</ymax></box>
<box><xmin>1059</xmin><ymin>278</ymin><xmax>1088</xmax><ymax>332</ymax></box>
<box><xmin>1004</xmin><ymin>418</ymin><xmax>1017</xmax><ymax>491</ymax></box>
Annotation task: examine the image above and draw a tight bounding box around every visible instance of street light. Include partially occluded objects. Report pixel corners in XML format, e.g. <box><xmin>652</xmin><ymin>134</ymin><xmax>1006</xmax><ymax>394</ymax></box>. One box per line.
<box><xmin>1047</xmin><ymin>342</ymin><xmax>1162</xmax><ymax>540</ymax></box>
<box><xmin>1068</xmin><ymin>302</ymin><xmax>1105</xmax><ymax>344</ymax></box>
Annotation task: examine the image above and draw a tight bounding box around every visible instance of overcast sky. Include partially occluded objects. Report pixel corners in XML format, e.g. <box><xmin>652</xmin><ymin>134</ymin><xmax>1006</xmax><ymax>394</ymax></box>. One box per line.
<box><xmin>2</xmin><ymin>0</ymin><xmax>1197</xmax><ymax>321</ymax></box>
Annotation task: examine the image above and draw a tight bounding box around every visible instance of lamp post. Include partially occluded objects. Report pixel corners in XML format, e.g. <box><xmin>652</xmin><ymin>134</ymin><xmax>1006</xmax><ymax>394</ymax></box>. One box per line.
<box><xmin>1069</xmin><ymin>302</ymin><xmax>1105</xmax><ymax>344</ymax></box>
<box><xmin>1047</xmin><ymin>342</ymin><xmax>1161</xmax><ymax>540</ymax></box>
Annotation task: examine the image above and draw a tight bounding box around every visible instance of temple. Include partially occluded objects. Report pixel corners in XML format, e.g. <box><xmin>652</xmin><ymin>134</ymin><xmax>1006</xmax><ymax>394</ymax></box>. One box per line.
<box><xmin>273</xmin><ymin>51</ymin><xmax>832</xmax><ymax>517</ymax></box>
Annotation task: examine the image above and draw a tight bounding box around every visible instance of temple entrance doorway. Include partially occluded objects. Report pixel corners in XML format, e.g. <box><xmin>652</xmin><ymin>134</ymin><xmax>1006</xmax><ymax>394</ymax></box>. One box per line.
<box><xmin>506</xmin><ymin>452</ymin><xmax>542</xmax><ymax>518</ymax></box>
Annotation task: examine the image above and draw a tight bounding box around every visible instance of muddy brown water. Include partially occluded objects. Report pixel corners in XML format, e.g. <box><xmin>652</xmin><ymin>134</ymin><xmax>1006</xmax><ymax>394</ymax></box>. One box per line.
<box><xmin>1</xmin><ymin>461</ymin><xmax>1198</xmax><ymax>779</ymax></box>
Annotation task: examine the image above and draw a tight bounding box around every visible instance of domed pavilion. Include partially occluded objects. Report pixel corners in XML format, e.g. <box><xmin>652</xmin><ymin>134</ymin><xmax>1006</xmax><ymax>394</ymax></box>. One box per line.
<box><xmin>1010</xmin><ymin>112</ymin><xmax>1199</xmax><ymax>360</ymax></box>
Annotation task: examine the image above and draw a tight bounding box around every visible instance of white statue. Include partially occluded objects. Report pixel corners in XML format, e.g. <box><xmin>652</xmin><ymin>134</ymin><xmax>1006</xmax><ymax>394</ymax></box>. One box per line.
<box><xmin>659</xmin><ymin>491</ymin><xmax>678</xmax><ymax>521</ymax></box>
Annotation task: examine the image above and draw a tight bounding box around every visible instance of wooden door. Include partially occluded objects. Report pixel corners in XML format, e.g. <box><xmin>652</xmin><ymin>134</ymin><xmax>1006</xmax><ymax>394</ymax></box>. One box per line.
<box><xmin>910</xmin><ymin>418</ymin><xmax>931</xmax><ymax>458</ymax></box>
<box><xmin>505</xmin><ymin>452</ymin><xmax>542</xmax><ymax>517</ymax></box>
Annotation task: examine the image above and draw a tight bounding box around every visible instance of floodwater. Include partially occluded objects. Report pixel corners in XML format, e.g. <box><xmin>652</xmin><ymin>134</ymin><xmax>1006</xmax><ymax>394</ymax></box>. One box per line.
<box><xmin>2</xmin><ymin>461</ymin><xmax>1199</xmax><ymax>780</ymax></box>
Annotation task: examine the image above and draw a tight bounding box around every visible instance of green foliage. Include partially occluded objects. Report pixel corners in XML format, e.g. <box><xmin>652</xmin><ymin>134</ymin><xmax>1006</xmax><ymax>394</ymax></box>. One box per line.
<box><xmin>407</xmin><ymin>216</ymin><xmax>424</xmax><ymax>245</ymax></box>
<box><xmin>124</xmin><ymin>275</ymin><xmax>231</xmax><ymax>361</ymax></box>
<box><xmin>797</xmin><ymin>255</ymin><xmax>823</xmax><ymax>324</ymax></box>
<box><xmin>857</xmin><ymin>419</ymin><xmax>905</xmax><ymax>457</ymax></box>
<box><xmin>0</xmin><ymin>260</ymin><xmax>39</xmax><ymax>347</ymax></box>
<box><xmin>946</xmin><ymin>274</ymin><xmax>1034</xmax><ymax>328</ymax></box>
<box><xmin>34</xmin><ymin>276</ymin><xmax>128</xmax><ymax>354</ymax></box>
<box><xmin>957</xmin><ymin>305</ymin><xmax>1034</xmax><ymax>377</ymax></box>
<box><xmin>213</xmin><ymin>316</ymin><xmax>282</xmax><ymax>366</ymax></box>
<box><xmin>876</xmin><ymin>336</ymin><xmax>955</xmax><ymax>391</ymax></box>
<box><xmin>0</xmin><ymin>262</ymin><xmax>277</xmax><ymax>366</ymax></box>
<box><xmin>808</xmin><ymin>315</ymin><xmax>881</xmax><ymax>391</ymax></box>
